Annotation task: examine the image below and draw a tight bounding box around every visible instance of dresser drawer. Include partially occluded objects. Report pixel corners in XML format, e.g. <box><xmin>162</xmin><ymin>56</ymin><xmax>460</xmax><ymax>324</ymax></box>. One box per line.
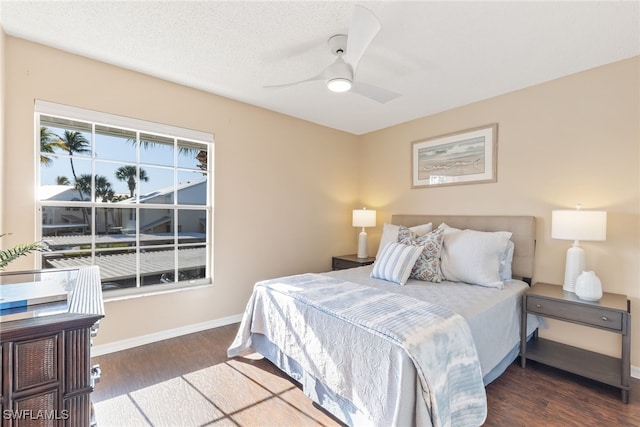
<box><xmin>526</xmin><ymin>296</ymin><xmax>623</xmax><ymax>331</ymax></box>
<box><xmin>13</xmin><ymin>334</ymin><xmax>59</xmax><ymax>392</ymax></box>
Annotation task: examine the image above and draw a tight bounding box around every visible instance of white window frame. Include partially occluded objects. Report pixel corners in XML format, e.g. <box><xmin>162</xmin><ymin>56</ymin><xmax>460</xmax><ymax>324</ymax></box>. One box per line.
<box><xmin>35</xmin><ymin>100</ymin><xmax>213</xmax><ymax>297</ymax></box>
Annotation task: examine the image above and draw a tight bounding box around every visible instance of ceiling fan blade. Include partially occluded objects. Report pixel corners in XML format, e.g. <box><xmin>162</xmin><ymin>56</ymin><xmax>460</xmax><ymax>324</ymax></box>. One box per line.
<box><xmin>263</xmin><ymin>68</ymin><xmax>328</xmax><ymax>89</ymax></box>
<box><xmin>263</xmin><ymin>37</ymin><xmax>326</xmax><ymax>63</ymax></box>
<box><xmin>351</xmin><ymin>81</ymin><xmax>400</xmax><ymax>104</ymax></box>
<box><xmin>344</xmin><ymin>5</ymin><xmax>381</xmax><ymax>75</ymax></box>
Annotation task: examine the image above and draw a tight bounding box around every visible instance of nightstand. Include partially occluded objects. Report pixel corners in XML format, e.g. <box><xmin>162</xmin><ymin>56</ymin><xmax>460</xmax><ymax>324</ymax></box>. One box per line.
<box><xmin>332</xmin><ymin>254</ymin><xmax>375</xmax><ymax>270</ymax></box>
<box><xmin>520</xmin><ymin>282</ymin><xmax>631</xmax><ymax>403</ymax></box>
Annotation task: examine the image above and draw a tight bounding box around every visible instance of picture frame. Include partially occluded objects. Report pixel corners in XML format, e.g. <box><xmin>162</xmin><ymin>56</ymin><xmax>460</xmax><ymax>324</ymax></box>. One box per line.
<box><xmin>411</xmin><ymin>123</ymin><xmax>498</xmax><ymax>188</ymax></box>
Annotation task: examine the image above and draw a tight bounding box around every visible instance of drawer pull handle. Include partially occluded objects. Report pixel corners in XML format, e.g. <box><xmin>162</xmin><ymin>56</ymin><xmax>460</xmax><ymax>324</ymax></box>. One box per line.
<box><xmin>536</xmin><ymin>304</ymin><xmax>541</xmax><ymax>308</ymax></box>
<box><xmin>602</xmin><ymin>316</ymin><xmax>608</xmax><ymax>322</ymax></box>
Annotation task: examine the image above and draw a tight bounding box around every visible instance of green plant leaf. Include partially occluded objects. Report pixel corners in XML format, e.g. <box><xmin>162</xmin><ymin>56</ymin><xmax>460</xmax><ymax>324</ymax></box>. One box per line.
<box><xmin>0</xmin><ymin>234</ymin><xmax>44</xmax><ymax>270</ymax></box>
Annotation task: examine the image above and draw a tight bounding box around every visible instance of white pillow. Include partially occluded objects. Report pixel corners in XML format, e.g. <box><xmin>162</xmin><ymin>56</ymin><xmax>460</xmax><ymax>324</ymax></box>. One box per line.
<box><xmin>499</xmin><ymin>240</ymin><xmax>515</xmax><ymax>282</ymax></box>
<box><xmin>440</xmin><ymin>223</ymin><xmax>515</xmax><ymax>282</ymax></box>
<box><xmin>439</xmin><ymin>222</ymin><xmax>461</xmax><ymax>238</ymax></box>
<box><xmin>370</xmin><ymin>242</ymin><xmax>423</xmax><ymax>286</ymax></box>
<box><xmin>440</xmin><ymin>227</ymin><xmax>512</xmax><ymax>289</ymax></box>
<box><xmin>376</xmin><ymin>222</ymin><xmax>432</xmax><ymax>259</ymax></box>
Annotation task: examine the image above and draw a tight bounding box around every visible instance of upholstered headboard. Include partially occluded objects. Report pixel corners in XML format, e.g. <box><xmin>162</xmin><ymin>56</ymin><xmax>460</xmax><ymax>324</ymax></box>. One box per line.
<box><xmin>391</xmin><ymin>215</ymin><xmax>536</xmax><ymax>282</ymax></box>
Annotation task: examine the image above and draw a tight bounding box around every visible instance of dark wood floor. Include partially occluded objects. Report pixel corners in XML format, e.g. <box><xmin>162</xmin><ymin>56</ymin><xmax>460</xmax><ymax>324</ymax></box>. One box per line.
<box><xmin>92</xmin><ymin>324</ymin><xmax>639</xmax><ymax>426</ymax></box>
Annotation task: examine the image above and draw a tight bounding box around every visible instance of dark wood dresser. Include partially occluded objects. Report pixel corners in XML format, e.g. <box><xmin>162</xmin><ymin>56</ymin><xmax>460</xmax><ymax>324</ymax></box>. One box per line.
<box><xmin>1</xmin><ymin>267</ymin><xmax>104</xmax><ymax>426</ymax></box>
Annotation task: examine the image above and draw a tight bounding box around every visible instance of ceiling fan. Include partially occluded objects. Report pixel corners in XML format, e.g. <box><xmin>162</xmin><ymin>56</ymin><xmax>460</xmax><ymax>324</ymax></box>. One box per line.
<box><xmin>265</xmin><ymin>5</ymin><xmax>400</xmax><ymax>104</ymax></box>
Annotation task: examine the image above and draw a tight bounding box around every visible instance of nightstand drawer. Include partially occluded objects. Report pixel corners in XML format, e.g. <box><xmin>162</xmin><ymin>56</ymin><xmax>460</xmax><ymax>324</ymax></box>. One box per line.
<box><xmin>332</xmin><ymin>258</ymin><xmax>352</xmax><ymax>270</ymax></box>
<box><xmin>331</xmin><ymin>255</ymin><xmax>375</xmax><ymax>270</ymax></box>
<box><xmin>526</xmin><ymin>296</ymin><xmax>623</xmax><ymax>331</ymax></box>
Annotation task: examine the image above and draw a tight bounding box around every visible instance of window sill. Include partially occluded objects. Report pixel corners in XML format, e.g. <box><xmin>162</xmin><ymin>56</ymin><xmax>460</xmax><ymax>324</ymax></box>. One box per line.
<box><xmin>103</xmin><ymin>280</ymin><xmax>213</xmax><ymax>303</ymax></box>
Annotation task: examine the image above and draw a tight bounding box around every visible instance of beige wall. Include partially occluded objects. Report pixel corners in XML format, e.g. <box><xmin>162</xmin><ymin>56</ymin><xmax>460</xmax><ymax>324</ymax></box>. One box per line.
<box><xmin>2</xmin><ymin>34</ymin><xmax>639</xmax><ymax>369</ymax></box>
<box><xmin>1</xmin><ymin>29</ymin><xmax>5</xmax><ymax>232</ymax></box>
<box><xmin>359</xmin><ymin>56</ymin><xmax>640</xmax><ymax>367</ymax></box>
<box><xmin>2</xmin><ymin>36</ymin><xmax>360</xmax><ymax>345</ymax></box>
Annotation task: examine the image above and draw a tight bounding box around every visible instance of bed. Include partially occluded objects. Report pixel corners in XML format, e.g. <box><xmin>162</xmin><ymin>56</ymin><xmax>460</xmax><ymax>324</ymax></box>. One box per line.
<box><xmin>228</xmin><ymin>215</ymin><xmax>540</xmax><ymax>427</ymax></box>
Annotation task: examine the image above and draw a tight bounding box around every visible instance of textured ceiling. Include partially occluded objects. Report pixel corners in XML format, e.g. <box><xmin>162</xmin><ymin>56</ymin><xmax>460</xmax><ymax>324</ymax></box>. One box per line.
<box><xmin>1</xmin><ymin>1</ymin><xmax>638</xmax><ymax>135</ymax></box>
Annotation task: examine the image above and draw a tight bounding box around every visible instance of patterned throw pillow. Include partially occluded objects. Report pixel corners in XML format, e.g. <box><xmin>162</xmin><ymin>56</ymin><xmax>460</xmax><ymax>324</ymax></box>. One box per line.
<box><xmin>375</xmin><ymin>222</ymin><xmax>432</xmax><ymax>259</ymax></box>
<box><xmin>397</xmin><ymin>225</ymin><xmax>444</xmax><ymax>282</ymax></box>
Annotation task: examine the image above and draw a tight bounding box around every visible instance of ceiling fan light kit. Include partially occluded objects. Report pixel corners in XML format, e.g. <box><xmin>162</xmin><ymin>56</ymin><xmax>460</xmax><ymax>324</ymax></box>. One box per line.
<box><xmin>326</xmin><ymin>54</ymin><xmax>353</xmax><ymax>92</ymax></box>
<box><xmin>327</xmin><ymin>78</ymin><xmax>352</xmax><ymax>93</ymax></box>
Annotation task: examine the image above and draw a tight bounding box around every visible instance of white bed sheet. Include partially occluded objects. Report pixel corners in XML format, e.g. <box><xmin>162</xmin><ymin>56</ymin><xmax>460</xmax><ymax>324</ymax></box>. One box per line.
<box><xmin>325</xmin><ymin>265</ymin><xmax>539</xmax><ymax>379</ymax></box>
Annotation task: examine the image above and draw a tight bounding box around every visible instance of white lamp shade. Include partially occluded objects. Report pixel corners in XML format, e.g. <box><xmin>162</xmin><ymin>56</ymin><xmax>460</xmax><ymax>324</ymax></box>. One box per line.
<box><xmin>551</xmin><ymin>210</ymin><xmax>607</xmax><ymax>241</ymax></box>
<box><xmin>352</xmin><ymin>209</ymin><xmax>376</xmax><ymax>228</ymax></box>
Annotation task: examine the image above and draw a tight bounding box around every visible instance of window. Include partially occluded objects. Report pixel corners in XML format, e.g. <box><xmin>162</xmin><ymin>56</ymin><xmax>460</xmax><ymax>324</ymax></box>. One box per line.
<box><xmin>36</xmin><ymin>101</ymin><xmax>213</xmax><ymax>295</ymax></box>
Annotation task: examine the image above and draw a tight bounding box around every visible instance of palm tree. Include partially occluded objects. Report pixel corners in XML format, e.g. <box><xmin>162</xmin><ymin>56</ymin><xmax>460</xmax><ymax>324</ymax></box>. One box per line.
<box><xmin>75</xmin><ymin>175</ymin><xmax>115</xmax><ymax>232</ymax></box>
<box><xmin>94</xmin><ymin>176</ymin><xmax>115</xmax><ymax>232</ymax></box>
<box><xmin>74</xmin><ymin>174</ymin><xmax>92</xmax><ymax>201</ymax></box>
<box><xmin>75</xmin><ymin>174</ymin><xmax>114</xmax><ymax>202</ymax></box>
<box><xmin>40</xmin><ymin>127</ymin><xmax>64</xmax><ymax>166</ymax></box>
<box><xmin>94</xmin><ymin>175</ymin><xmax>115</xmax><ymax>202</ymax></box>
<box><xmin>115</xmin><ymin>165</ymin><xmax>148</xmax><ymax>199</ymax></box>
<box><xmin>56</xmin><ymin>176</ymin><xmax>70</xmax><ymax>185</ymax></box>
<box><xmin>58</xmin><ymin>130</ymin><xmax>91</xmax><ymax>199</ymax></box>
<box><xmin>196</xmin><ymin>150</ymin><xmax>207</xmax><ymax>173</ymax></box>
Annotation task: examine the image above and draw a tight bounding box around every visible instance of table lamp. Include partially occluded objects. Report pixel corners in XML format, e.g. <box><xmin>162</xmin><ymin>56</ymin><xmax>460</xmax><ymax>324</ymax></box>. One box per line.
<box><xmin>551</xmin><ymin>205</ymin><xmax>607</xmax><ymax>292</ymax></box>
<box><xmin>352</xmin><ymin>208</ymin><xmax>376</xmax><ymax>259</ymax></box>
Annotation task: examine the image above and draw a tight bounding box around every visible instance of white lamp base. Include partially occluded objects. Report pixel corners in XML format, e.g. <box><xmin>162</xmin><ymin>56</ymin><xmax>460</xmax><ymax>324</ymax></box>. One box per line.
<box><xmin>563</xmin><ymin>242</ymin><xmax>585</xmax><ymax>292</ymax></box>
<box><xmin>357</xmin><ymin>229</ymin><xmax>368</xmax><ymax>258</ymax></box>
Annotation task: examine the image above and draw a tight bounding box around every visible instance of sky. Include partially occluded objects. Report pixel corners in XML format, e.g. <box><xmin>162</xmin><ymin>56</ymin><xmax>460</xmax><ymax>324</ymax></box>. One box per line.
<box><xmin>40</xmin><ymin>127</ymin><xmax>208</xmax><ymax>198</ymax></box>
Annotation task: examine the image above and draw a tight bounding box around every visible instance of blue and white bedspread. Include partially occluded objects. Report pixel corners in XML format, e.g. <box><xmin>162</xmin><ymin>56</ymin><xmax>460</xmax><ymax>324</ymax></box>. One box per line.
<box><xmin>228</xmin><ymin>273</ymin><xmax>487</xmax><ymax>427</ymax></box>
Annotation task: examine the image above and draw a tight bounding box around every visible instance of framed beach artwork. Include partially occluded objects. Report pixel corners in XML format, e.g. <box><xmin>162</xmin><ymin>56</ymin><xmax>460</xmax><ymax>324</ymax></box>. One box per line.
<box><xmin>411</xmin><ymin>123</ymin><xmax>498</xmax><ymax>188</ymax></box>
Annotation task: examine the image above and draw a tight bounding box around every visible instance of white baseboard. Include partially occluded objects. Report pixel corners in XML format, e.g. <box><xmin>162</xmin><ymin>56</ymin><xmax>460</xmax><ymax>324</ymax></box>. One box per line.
<box><xmin>632</xmin><ymin>365</ymin><xmax>640</xmax><ymax>379</ymax></box>
<box><xmin>91</xmin><ymin>313</ymin><xmax>243</xmax><ymax>357</ymax></box>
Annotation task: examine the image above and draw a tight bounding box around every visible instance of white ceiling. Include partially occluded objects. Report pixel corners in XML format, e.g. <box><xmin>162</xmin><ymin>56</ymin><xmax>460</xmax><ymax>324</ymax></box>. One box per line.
<box><xmin>1</xmin><ymin>1</ymin><xmax>638</xmax><ymax>135</ymax></box>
